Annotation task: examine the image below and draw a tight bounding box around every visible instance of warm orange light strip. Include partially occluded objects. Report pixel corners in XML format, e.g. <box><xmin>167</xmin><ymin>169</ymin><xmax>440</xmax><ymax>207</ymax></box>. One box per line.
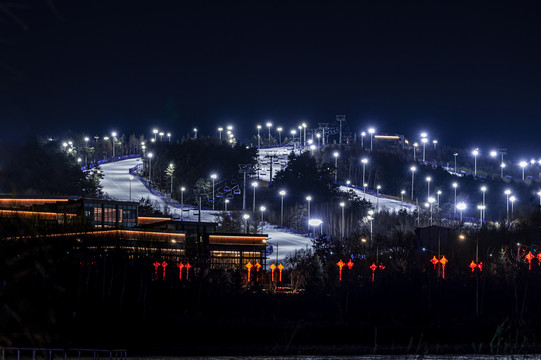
<box><xmin>138</xmin><ymin>217</ymin><xmax>171</xmax><ymax>221</ymax></box>
<box><xmin>0</xmin><ymin>198</ymin><xmax>69</xmax><ymax>204</ymax></box>
<box><xmin>374</xmin><ymin>135</ymin><xmax>400</xmax><ymax>140</ymax></box>
<box><xmin>5</xmin><ymin>229</ymin><xmax>186</xmax><ymax>241</ymax></box>
<box><xmin>209</xmin><ymin>235</ymin><xmax>267</xmax><ymax>240</ymax></box>
<box><xmin>0</xmin><ymin>210</ymin><xmax>76</xmax><ymax>219</ymax></box>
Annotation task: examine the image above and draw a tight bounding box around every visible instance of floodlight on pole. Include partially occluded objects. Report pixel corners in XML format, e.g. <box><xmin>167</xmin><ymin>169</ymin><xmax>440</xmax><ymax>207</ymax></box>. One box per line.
<box><xmin>333</xmin><ymin>152</ymin><xmax>339</xmax><ymax>182</ymax></box>
<box><xmin>457</xmin><ymin>202</ymin><xmax>467</xmax><ymax>222</ymax></box>
<box><xmin>361</xmin><ymin>158</ymin><xmax>368</xmax><ymax>197</ymax></box>
<box><xmin>368</xmin><ymin>128</ymin><xmax>375</xmax><ymax>151</ymax></box>
<box><xmin>472</xmin><ymin>149</ymin><xmax>479</xmax><ymax>175</ymax></box>
<box><xmin>452</xmin><ymin>182</ymin><xmax>458</xmax><ymax>214</ymax></box>
<box><xmin>279</xmin><ymin>190</ymin><xmax>286</xmax><ymax>227</ymax></box>
<box><xmin>251</xmin><ymin>181</ymin><xmax>258</xmax><ymax>213</ymax></box>
<box><xmin>340</xmin><ymin>202</ymin><xmax>346</xmax><ymax>240</ymax></box>
<box><xmin>210</xmin><ymin>173</ymin><xmax>217</xmax><ymax>210</ymax></box>
<box><xmin>519</xmin><ymin>161</ymin><xmax>528</xmax><ymax>181</ymax></box>
<box><xmin>410</xmin><ymin>166</ymin><xmax>416</xmax><ymax>200</ymax></box>
<box><xmin>260</xmin><ymin>205</ymin><xmax>266</xmax><ymax>222</ymax></box>
<box><xmin>504</xmin><ymin>189</ymin><xmax>511</xmax><ymax>220</ymax></box>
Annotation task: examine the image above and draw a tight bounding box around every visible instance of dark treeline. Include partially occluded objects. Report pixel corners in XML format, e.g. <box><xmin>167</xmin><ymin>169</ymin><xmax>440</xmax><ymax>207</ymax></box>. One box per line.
<box><xmin>3</xmin><ymin>212</ymin><xmax>541</xmax><ymax>355</ymax></box>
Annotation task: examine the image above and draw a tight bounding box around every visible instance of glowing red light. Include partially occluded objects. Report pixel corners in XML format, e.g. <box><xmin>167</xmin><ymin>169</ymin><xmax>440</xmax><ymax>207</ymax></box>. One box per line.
<box><xmin>526</xmin><ymin>251</ymin><xmax>534</xmax><ymax>270</ymax></box>
<box><xmin>245</xmin><ymin>261</ymin><xmax>253</xmax><ymax>282</ymax></box>
<box><xmin>440</xmin><ymin>256</ymin><xmax>448</xmax><ymax>279</ymax></box>
<box><xmin>177</xmin><ymin>262</ymin><xmax>184</xmax><ymax>279</ymax></box>
<box><xmin>269</xmin><ymin>263</ymin><xmax>276</xmax><ymax>282</ymax></box>
<box><xmin>347</xmin><ymin>259</ymin><xmax>354</xmax><ymax>270</ymax></box>
<box><xmin>337</xmin><ymin>259</ymin><xmax>345</xmax><ymax>281</ymax></box>
<box><xmin>478</xmin><ymin>262</ymin><xmax>483</xmax><ymax>272</ymax></box>
<box><xmin>185</xmin><ymin>262</ymin><xmax>191</xmax><ymax>279</ymax></box>
<box><xmin>254</xmin><ymin>261</ymin><xmax>262</xmax><ymax>282</ymax></box>
<box><xmin>153</xmin><ymin>261</ymin><xmax>160</xmax><ymax>280</ymax></box>
<box><xmin>537</xmin><ymin>253</ymin><xmax>541</xmax><ymax>266</ymax></box>
<box><xmin>469</xmin><ymin>261</ymin><xmax>477</xmax><ymax>273</ymax></box>
<box><xmin>370</xmin><ymin>263</ymin><xmax>377</xmax><ymax>282</ymax></box>
<box><xmin>278</xmin><ymin>263</ymin><xmax>284</xmax><ymax>282</ymax></box>
<box><xmin>378</xmin><ymin>263</ymin><xmax>386</xmax><ymax>270</ymax></box>
<box><xmin>430</xmin><ymin>256</ymin><xmax>439</xmax><ymax>269</ymax></box>
<box><xmin>161</xmin><ymin>261</ymin><xmax>168</xmax><ymax>279</ymax></box>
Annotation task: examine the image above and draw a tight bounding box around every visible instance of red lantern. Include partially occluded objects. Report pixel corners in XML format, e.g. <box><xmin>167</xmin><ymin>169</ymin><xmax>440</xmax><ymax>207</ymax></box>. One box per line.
<box><xmin>369</xmin><ymin>263</ymin><xmax>377</xmax><ymax>283</ymax></box>
<box><xmin>469</xmin><ymin>261</ymin><xmax>477</xmax><ymax>273</ymax></box>
<box><xmin>254</xmin><ymin>261</ymin><xmax>262</xmax><ymax>282</ymax></box>
<box><xmin>430</xmin><ymin>256</ymin><xmax>439</xmax><ymax>269</ymax></box>
<box><xmin>336</xmin><ymin>259</ymin><xmax>345</xmax><ymax>281</ymax></box>
<box><xmin>153</xmin><ymin>261</ymin><xmax>160</xmax><ymax>279</ymax></box>
<box><xmin>378</xmin><ymin>263</ymin><xmax>386</xmax><ymax>270</ymax></box>
<box><xmin>439</xmin><ymin>256</ymin><xmax>448</xmax><ymax>279</ymax></box>
<box><xmin>245</xmin><ymin>261</ymin><xmax>253</xmax><ymax>282</ymax></box>
<box><xmin>269</xmin><ymin>263</ymin><xmax>276</xmax><ymax>282</ymax></box>
<box><xmin>185</xmin><ymin>262</ymin><xmax>192</xmax><ymax>279</ymax></box>
<box><xmin>347</xmin><ymin>260</ymin><xmax>354</xmax><ymax>270</ymax></box>
<box><xmin>177</xmin><ymin>262</ymin><xmax>184</xmax><ymax>280</ymax></box>
<box><xmin>536</xmin><ymin>253</ymin><xmax>541</xmax><ymax>266</ymax></box>
<box><xmin>526</xmin><ymin>251</ymin><xmax>534</xmax><ymax>270</ymax></box>
<box><xmin>278</xmin><ymin>263</ymin><xmax>284</xmax><ymax>282</ymax></box>
<box><xmin>161</xmin><ymin>261</ymin><xmax>168</xmax><ymax>279</ymax></box>
<box><xmin>478</xmin><ymin>262</ymin><xmax>483</xmax><ymax>272</ymax></box>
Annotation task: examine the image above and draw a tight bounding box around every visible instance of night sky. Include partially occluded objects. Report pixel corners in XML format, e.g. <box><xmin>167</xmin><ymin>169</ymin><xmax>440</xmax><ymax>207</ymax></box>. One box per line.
<box><xmin>2</xmin><ymin>1</ymin><xmax>541</xmax><ymax>156</ymax></box>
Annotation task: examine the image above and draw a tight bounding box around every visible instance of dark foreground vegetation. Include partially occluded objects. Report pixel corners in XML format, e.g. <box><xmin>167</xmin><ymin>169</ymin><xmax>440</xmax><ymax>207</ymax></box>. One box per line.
<box><xmin>2</xmin><ymin>214</ymin><xmax>541</xmax><ymax>356</ymax></box>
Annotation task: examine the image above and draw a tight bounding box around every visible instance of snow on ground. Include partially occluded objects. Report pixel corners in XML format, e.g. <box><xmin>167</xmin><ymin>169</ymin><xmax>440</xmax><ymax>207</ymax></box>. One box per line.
<box><xmin>340</xmin><ymin>185</ymin><xmax>417</xmax><ymax>213</ymax></box>
<box><xmin>256</xmin><ymin>146</ymin><xmax>299</xmax><ymax>182</ymax></box>
<box><xmin>99</xmin><ymin>157</ymin><xmax>312</xmax><ymax>262</ymax></box>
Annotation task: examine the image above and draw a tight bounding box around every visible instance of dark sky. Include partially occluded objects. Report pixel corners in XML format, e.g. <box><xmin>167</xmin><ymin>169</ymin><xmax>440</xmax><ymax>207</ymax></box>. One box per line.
<box><xmin>2</xmin><ymin>1</ymin><xmax>541</xmax><ymax>156</ymax></box>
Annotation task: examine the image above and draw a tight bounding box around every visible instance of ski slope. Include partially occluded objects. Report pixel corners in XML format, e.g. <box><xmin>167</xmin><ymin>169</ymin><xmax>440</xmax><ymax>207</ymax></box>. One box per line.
<box><xmin>99</xmin><ymin>157</ymin><xmax>312</xmax><ymax>261</ymax></box>
<box><xmin>340</xmin><ymin>186</ymin><xmax>417</xmax><ymax>213</ymax></box>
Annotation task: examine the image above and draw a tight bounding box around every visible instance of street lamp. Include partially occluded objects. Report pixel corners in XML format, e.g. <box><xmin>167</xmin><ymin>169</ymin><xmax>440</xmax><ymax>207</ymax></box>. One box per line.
<box><xmin>361</xmin><ymin>158</ymin><xmax>368</xmax><ymax>196</ymax></box>
<box><xmin>279</xmin><ymin>190</ymin><xmax>286</xmax><ymax>227</ymax></box>
<box><xmin>426</xmin><ymin>176</ymin><xmax>432</xmax><ymax>200</ymax></box>
<box><xmin>477</xmin><ymin>205</ymin><xmax>486</xmax><ymax>225</ymax></box>
<box><xmin>251</xmin><ymin>181</ymin><xmax>258</xmax><ymax>213</ymax></box>
<box><xmin>360</xmin><ymin>131</ymin><xmax>366</xmax><ymax>148</ymax></box>
<box><xmin>510</xmin><ymin>196</ymin><xmax>516</xmax><ymax>220</ymax></box>
<box><xmin>410</xmin><ymin>166</ymin><xmax>416</xmax><ymax>200</ymax></box>
<box><xmin>413</xmin><ymin>143</ymin><xmax>418</xmax><ymax>161</ymax></box>
<box><xmin>257</xmin><ymin>125</ymin><xmax>262</xmax><ymax>147</ymax></box>
<box><xmin>260</xmin><ymin>205</ymin><xmax>266</xmax><ymax>222</ymax></box>
<box><xmin>519</xmin><ymin>161</ymin><xmax>528</xmax><ymax>181</ymax></box>
<box><xmin>433</xmin><ymin>140</ymin><xmax>438</xmax><ymax>150</ymax></box>
<box><xmin>452</xmin><ymin>182</ymin><xmax>458</xmax><ymax>214</ymax></box>
<box><xmin>181</xmin><ymin>186</ymin><xmax>186</xmax><ymax>219</ymax></box>
<box><xmin>306</xmin><ymin>195</ymin><xmax>312</xmax><ymax>219</ymax></box>
<box><xmin>194</xmin><ymin>128</ymin><xmax>198</xmax><ymax>139</ymax></box>
<box><xmin>340</xmin><ymin>202</ymin><xmax>346</xmax><ymax>240</ymax></box>
<box><xmin>428</xmin><ymin>196</ymin><xmax>435</xmax><ymax>226</ymax></box>
<box><xmin>225</xmin><ymin>199</ymin><xmax>230</xmax><ymax>212</ymax></box>
<box><xmin>153</xmin><ymin>129</ymin><xmax>158</xmax><ymax>140</ymax></box>
<box><xmin>167</xmin><ymin>132</ymin><xmax>171</xmax><ymax>142</ymax></box>
<box><xmin>472</xmin><ymin>149</ymin><xmax>479</xmax><ymax>175</ymax></box>
<box><xmin>147</xmin><ymin>152</ymin><xmax>153</xmax><ymax>186</ymax></box>
<box><xmin>277</xmin><ymin>127</ymin><xmax>283</xmax><ymax>145</ymax></box>
<box><xmin>243</xmin><ymin>214</ymin><xmax>250</xmax><ymax>234</ymax></box>
<box><xmin>159</xmin><ymin>132</ymin><xmax>164</xmax><ymax>141</ymax></box>
<box><xmin>84</xmin><ymin>137</ymin><xmax>89</xmax><ymax>166</ymax></box>
<box><xmin>436</xmin><ymin>190</ymin><xmax>442</xmax><ymax>208</ymax></box>
<box><xmin>480</xmin><ymin>186</ymin><xmax>487</xmax><ymax>222</ymax></box>
<box><xmin>302</xmin><ymin>123</ymin><xmax>307</xmax><ymax>147</ymax></box>
<box><xmin>111</xmin><ymin>131</ymin><xmax>117</xmax><ymax>161</ymax></box>
<box><xmin>367</xmin><ymin>209</ymin><xmax>374</xmax><ymax>246</ymax></box>
<box><xmin>266</xmin><ymin>122</ymin><xmax>272</xmax><ymax>145</ymax></box>
<box><xmin>168</xmin><ymin>163</ymin><xmax>175</xmax><ymax>198</ymax></box>
<box><xmin>504</xmin><ymin>189</ymin><xmax>511</xmax><ymax>220</ymax></box>
<box><xmin>129</xmin><ymin>175</ymin><xmax>134</xmax><ymax>201</ymax></box>
<box><xmin>333</xmin><ymin>152</ymin><xmax>339</xmax><ymax>182</ymax></box>
<box><xmin>400</xmin><ymin>190</ymin><xmax>406</xmax><ymax>203</ymax></box>
<box><xmin>218</xmin><ymin>127</ymin><xmax>223</xmax><ymax>140</ymax></box>
<box><xmin>421</xmin><ymin>137</ymin><xmax>428</xmax><ymax>162</ymax></box>
<box><xmin>453</xmin><ymin>153</ymin><xmax>458</xmax><ymax>174</ymax></box>
<box><xmin>457</xmin><ymin>202</ymin><xmax>467</xmax><ymax>222</ymax></box>
<box><xmin>210</xmin><ymin>173</ymin><xmax>217</xmax><ymax>210</ymax></box>
<box><xmin>368</xmin><ymin>128</ymin><xmax>375</xmax><ymax>151</ymax></box>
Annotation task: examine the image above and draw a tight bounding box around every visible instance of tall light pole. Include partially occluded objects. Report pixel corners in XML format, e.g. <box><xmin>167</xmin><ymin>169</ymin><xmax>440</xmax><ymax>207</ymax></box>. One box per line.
<box><xmin>169</xmin><ymin>163</ymin><xmax>175</xmax><ymax>198</ymax></box>
<box><xmin>472</xmin><ymin>149</ymin><xmax>479</xmax><ymax>175</ymax></box>
<box><xmin>251</xmin><ymin>181</ymin><xmax>258</xmax><ymax>213</ymax></box>
<box><xmin>510</xmin><ymin>196</ymin><xmax>516</xmax><ymax>220</ymax></box>
<box><xmin>454</xmin><ymin>153</ymin><xmax>458</xmax><ymax>174</ymax></box>
<box><xmin>266</xmin><ymin>122</ymin><xmax>272</xmax><ymax>145</ymax></box>
<box><xmin>410</xmin><ymin>166</ymin><xmax>416</xmax><ymax>200</ymax></box>
<box><xmin>153</xmin><ymin>129</ymin><xmax>158</xmax><ymax>140</ymax></box>
<box><xmin>277</xmin><ymin>127</ymin><xmax>282</xmax><ymax>145</ymax></box>
<box><xmin>257</xmin><ymin>125</ymin><xmax>261</xmax><ymax>147</ymax></box>
<box><xmin>111</xmin><ymin>131</ymin><xmax>117</xmax><ymax>161</ymax></box>
<box><xmin>302</xmin><ymin>123</ymin><xmax>307</xmax><ymax>147</ymax></box>
<box><xmin>537</xmin><ymin>191</ymin><xmax>541</xmax><ymax>207</ymax></box>
<box><xmin>401</xmin><ymin>190</ymin><xmax>406</xmax><ymax>203</ymax></box>
<box><xmin>477</xmin><ymin>205</ymin><xmax>485</xmax><ymax>225</ymax></box>
<box><xmin>159</xmin><ymin>132</ymin><xmax>164</xmax><ymax>141</ymax></box>
<box><xmin>218</xmin><ymin>127</ymin><xmax>223</xmax><ymax>140</ymax></box>
<box><xmin>306</xmin><ymin>196</ymin><xmax>312</xmax><ymax>219</ymax></box>
<box><xmin>147</xmin><ymin>152</ymin><xmax>153</xmax><ymax>186</ymax></box>
<box><xmin>194</xmin><ymin>128</ymin><xmax>198</xmax><ymax>139</ymax></box>
<box><xmin>433</xmin><ymin>140</ymin><xmax>438</xmax><ymax>150</ymax></box>
<box><xmin>519</xmin><ymin>161</ymin><xmax>528</xmax><ymax>181</ymax></box>
<box><xmin>181</xmin><ymin>186</ymin><xmax>186</xmax><ymax>219</ymax></box>
<box><xmin>361</xmin><ymin>158</ymin><xmax>368</xmax><ymax>196</ymax></box>
<box><xmin>428</xmin><ymin>196</ymin><xmax>435</xmax><ymax>226</ymax></box>
<box><xmin>360</xmin><ymin>131</ymin><xmax>366</xmax><ymax>148</ymax></box>
<box><xmin>279</xmin><ymin>190</ymin><xmax>286</xmax><ymax>227</ymax></box>
<box><xmin>504</xmin><ymin>189</ymin><xmax>511</xmax><ymax>220</ymax></box>
<box><xmin>129</xmin><ymin>175</ymin><xmax>133</xmax><ymax>201</ymax></box>
<box><xmin>243</xmin><ymin>214</ymin><xmax>250</xmax><ymax>234</ymax></box>
<box><xmin>452</xmin><ymin>182</ymin><xmax>458</xmax><ymax>214</ymax></box>
<box><xmin>457</xmin><ymin>202</ymin><xmax>466</xmax><ymax>222</ymax></box>
<box><xmin>368</xmin><ymin>128</ymin><xmax>375</xmax><ymax>151</ymax></box>
<box><xmin>333</xmin><ymin>152</ymin><xmax>339</xmax><ymax>182</ymax></box>
<box><xmin>376</xmin><ymin>185</ymin><xmax>381</xmax><ymax>210</ymax></box>
<box><xmin>436</xmin><ymin>190</ymin><xmax>442</xmax><ymax>208</ymax></box>
<box><xmin>225</xmin><ymin>199</ymin><xmax>229</xmax><ymax>212</ymax></box>
<box><xmin>260</xmin><ymin>205</ymin><xmax>266</xmax><ymax>222</ymax></box>
<box><xmin>413</xmin><ymin>143</ymin><xmax>418</xmax><ymax>161</ymax></box>
<box><xmin>84</xmin><ymin>137</ymin><xmax>89</xmax><ymax>166</ymax></box>
<box><xmin>426</xmin><ymin>176</ymin><xmax>431</xmax><ymax>200</ymax></box>
<box><xmin>368</xmin><ymin>209</ymin><xmax>374</xmax><ymax>246</ymax></box>
<box><xmin>421</xmin><ymin>138</ymin><xmax>428</xmax><ymax>162</ymax></box>
<box><xmin>340</xmin><ymin>202</ymin><xmax>345</xmax><ymax>241</ymax></box>
<box><xmin>480</xmin><ymin>186</ymin><xmax>487</xmax><ymax>222</ymax></box>
<box><xmin>167</xmin><ymin>132</ymin><xmax>171</xmax><ymax>143</ymax></box>
<box><xmin>210</xmin><ymin>173</ymin><xmax>217</xmax><ymax>210</ymax></box>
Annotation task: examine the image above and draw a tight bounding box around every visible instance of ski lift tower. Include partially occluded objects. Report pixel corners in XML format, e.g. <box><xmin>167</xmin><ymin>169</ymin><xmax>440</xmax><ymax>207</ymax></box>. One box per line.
<box><xmin>238</xmin><ymin>164</ymin><xmax>254</xmax><ymax>211</ymax></box>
